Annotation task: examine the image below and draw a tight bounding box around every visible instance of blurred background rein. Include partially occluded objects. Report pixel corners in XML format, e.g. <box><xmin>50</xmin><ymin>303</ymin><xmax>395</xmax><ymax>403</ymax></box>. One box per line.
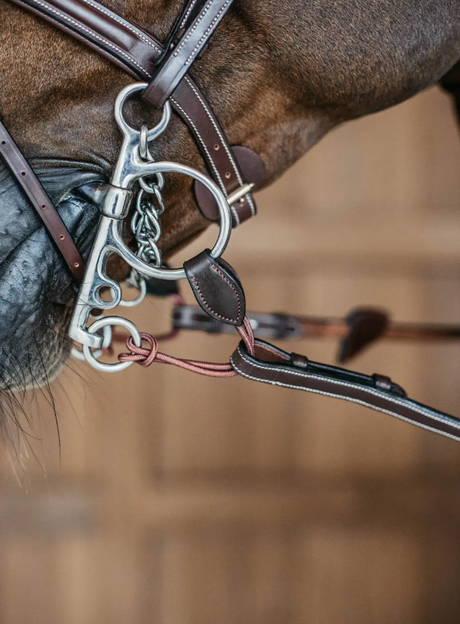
<box><xmin>1</xmin><ymin>85</ymin><xmax>460</xmax><ymax>623</ymax></box>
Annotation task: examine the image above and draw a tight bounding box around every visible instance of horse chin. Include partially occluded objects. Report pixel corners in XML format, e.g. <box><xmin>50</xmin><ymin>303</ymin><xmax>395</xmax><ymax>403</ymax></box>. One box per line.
<box><xmin>0</xmin><ymin>162</ymin><xmax>105</xmax><ymax>393</ymax></box>
<box><xmin>0</xmin><ymin>309</ymin><xmax>71</xmax><ymax>394</ymax></box>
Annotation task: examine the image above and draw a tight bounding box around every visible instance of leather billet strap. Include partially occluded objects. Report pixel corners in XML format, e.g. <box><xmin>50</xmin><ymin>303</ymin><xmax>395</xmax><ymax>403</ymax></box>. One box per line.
<box><xmin>231</xmin><ymin>339</ymin><xmax>460</xmax><ymax>443</ymax></box>
<box><xmin>0</xmin><ymin>118</ymin><xmax>85</xmax><ymax>282</ymax></box>
<box><xmin>6</xmin><ymin>0</ymin><xmax>259</xmax><ymax>226</ymax></box>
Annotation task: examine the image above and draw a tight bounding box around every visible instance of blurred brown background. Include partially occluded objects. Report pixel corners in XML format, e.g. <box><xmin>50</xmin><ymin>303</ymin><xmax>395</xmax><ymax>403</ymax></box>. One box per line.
<box><xmin>1</xmin><ymin>85</ymin><xmax>460</xmax><ymax>623</ymax></box>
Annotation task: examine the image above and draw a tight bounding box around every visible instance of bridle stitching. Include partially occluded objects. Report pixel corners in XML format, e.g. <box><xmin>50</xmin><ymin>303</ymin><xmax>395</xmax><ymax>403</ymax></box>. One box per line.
<box><xmin>180</xmin><ymin>0</ymin><xmax>199</xmax><ymax>29</ymax></box>
<box><xmin>25</xmin><ymin>0</ymin><xmax>152</xmax><ymax>77</ymax></box>
<box><xmin>170</xmin><ymin>96</ymin><xmax>226</xmax><ymax>193</ymax></box>
<box><xmin>78</xmin><ymin>0</ymin><xmax>163</xmax><ymax>53</ymax></box>
<box><xmin>24</xmin><ymin>1</ymin><xmax>254</xmax><ymax>223</ymax></box>
<box><xmin>234</xmin><ymin>347</ymin><xmax>458</xmax><ymax>426</ymax></box>
<box><xmin>184</xmin><ymin>77</ymin><xmax>256</xmax><ymax>217</ymax></box>
<box><xmin>169</xmin><ymin>96</ymin><xmax>241</xmax><ymax>223</ymax></box>
<box><xmin>180</xmin><ymin>0</ymin><xmax>233</xmax><ymax>65</ymax></box>
<box><xmin>230</xmin><ymin>355</ymin><xmax>460</xmax><ymax>442</ymax></box>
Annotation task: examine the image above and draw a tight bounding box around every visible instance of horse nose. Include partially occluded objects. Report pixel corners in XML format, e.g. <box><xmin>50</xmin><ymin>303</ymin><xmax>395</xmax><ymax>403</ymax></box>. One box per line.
<box><xmin>0</xmin><ymin>166</ymin><xmax>102</xmax><ymax>389</ymax></box>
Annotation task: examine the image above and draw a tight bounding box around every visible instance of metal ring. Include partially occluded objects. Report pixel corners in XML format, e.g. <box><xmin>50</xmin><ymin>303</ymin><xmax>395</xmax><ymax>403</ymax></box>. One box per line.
<box><xmin>115</xmin><ymin>162</ymin><xmax>232</xmax><ymax>281</ymax></box>
<box><xmin>114</xmin><ymin>83</ymin><xmax>171</xmax><ymax>141</ymax></box>
<box><xmin>139</xmin><ymin>123</ymin><xmax>151</xmax><ymax>161</ymax></box>
<box><xmin>82</xmin><ymin>317</ymin><xmax>142</xmax><ymax>373</ymax></box>
<box><xmin>139</xmin><ymin>173</ymin><xmax>165</xmax><ymax>194</ymax></box>
<box><xmin>71</xmin><ymin>321</ymin><xmax>112</xmax><ymax>361</ymax></box>
<box><xmin>118</xmin><ymin>275</ymin><xmax>147</xmax><ymax>307</ymax></box>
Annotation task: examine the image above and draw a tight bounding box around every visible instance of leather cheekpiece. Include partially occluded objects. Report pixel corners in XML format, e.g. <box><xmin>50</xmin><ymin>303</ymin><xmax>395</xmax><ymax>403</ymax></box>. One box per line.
<box><xmin>143</xmin><ymin>0</ymin><xmax>236</xmax><ymax>109</ymax></box>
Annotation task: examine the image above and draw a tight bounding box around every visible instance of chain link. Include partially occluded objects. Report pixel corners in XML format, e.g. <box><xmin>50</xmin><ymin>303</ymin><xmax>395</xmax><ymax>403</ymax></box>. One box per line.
<box><xmin>128</xmin><ymin>122</ymin><xmax>166</xmax><ymax>290</ymax></box>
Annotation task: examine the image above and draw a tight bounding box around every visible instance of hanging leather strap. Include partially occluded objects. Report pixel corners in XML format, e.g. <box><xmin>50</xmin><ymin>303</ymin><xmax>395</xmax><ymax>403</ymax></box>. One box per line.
<box><xmin>6</xmin><ymin>0</ymin><xmax>259</xmax><ymax>226</ymax></box>
<box><xmin>0</xmin><ymin>118</ymin><xmax>85</xmax><ymax>282</ymax></box>
<box><xmin>231</xmin><ymin>339</ymin><xmax>460</xmax><ymax>443</ymax></box>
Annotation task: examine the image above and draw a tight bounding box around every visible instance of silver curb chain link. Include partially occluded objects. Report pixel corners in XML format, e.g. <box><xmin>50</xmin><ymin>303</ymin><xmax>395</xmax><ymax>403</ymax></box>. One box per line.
<box><xmin>131</xmin><ymin>123</ymin><xmax>165</xmax><ymax>269</ymax></box>
<box><xmin>123</xmin><ymin>122</ymin><xmax>166</xmax><ymax>301</ymax></box>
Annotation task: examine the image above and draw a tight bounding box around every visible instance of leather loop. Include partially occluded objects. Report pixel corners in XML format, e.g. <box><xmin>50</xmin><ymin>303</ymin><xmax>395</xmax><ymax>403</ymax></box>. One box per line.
<box><xmin>372</xmin><ymin>373</ymin><xmax>406</xmax><ymax>397</ymax></box>
<box><xmin>184</xmin><ymin>249</ymin><xmax>246</xmax><ymax>326</ymax></box>
<box><xmin>373</xmin><ymin>373</ymin><xmax>392</xmax><ymax>392</ymax></box>
<box><xmin>291</xmin><ymin>353</ymin><xmax>309</xmax><ymax>369</ymax></box>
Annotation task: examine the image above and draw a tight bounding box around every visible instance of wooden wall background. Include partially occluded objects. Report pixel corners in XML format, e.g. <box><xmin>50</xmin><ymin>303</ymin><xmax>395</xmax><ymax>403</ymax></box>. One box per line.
<box><xmin>1</xmin><ymin>85</ymin><xmax>460</xmax><ymax>623</ymax></box>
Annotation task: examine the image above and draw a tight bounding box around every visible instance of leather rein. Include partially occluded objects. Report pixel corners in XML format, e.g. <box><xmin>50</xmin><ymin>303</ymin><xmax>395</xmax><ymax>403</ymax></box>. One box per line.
<box><xmin>2</xmin><ymin>0</ymin><xmax>460</xmax><ymax>443</ymax></box>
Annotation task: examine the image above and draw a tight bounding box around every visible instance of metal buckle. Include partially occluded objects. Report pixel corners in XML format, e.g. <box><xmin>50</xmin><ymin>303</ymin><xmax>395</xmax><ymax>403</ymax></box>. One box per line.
<box><xmin>227</xmin><ymin>183</ymin><xmax>255</xmax><ymax>206</ymax></box>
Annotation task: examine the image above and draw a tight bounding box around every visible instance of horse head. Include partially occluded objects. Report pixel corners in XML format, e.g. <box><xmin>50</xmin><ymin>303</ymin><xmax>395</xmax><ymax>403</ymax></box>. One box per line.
<box><xmin>0</xmin><ymin>0</ymin><xmax>459</xmax><ymax>396</ymax></box>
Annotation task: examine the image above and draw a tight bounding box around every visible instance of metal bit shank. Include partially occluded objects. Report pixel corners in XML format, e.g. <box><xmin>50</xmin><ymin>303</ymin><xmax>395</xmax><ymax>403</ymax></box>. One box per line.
<box><xmin>68</xmin><ymin>83</ymin><xmax>232</xmax><ymax>350</ymax></box>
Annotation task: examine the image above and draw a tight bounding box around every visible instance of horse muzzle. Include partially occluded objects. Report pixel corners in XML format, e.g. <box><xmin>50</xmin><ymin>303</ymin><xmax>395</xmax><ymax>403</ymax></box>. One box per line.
<box><xmin>0</xmin><ymin>162</ymin><xmax>103</xmax><ymax>390</ymax></box>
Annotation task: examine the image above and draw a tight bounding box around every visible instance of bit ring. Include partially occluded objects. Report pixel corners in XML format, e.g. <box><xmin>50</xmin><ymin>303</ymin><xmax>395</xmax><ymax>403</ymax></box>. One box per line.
<box><xmin>82</xmin><ymin>317</ymin><xmax>142</xmax><ymax>372</ymax></box>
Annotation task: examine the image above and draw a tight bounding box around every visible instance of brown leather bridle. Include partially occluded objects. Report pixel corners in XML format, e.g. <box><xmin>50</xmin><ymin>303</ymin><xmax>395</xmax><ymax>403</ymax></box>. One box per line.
<box><xmin>2</xmin><ymin>0</ymin><xmax>460</xmax><ymax>443</ymax></box>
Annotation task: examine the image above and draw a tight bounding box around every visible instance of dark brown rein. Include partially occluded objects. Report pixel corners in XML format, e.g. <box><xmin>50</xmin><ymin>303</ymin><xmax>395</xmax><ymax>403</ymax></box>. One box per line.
<box><xmin>3</xmin><ymin>0</ymin><xmax>460</xmax><ymax>444</ymax></box>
